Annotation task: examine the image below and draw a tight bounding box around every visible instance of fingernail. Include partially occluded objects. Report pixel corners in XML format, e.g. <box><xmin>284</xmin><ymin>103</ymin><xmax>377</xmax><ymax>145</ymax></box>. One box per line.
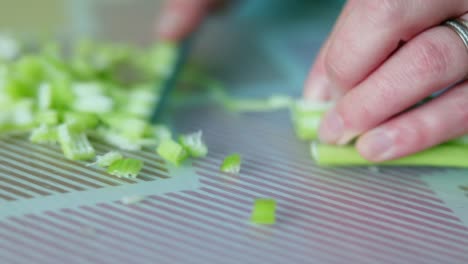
<box><xmin>319</xmin><ymin>109</ymin><xmax>344</xmax><ymax>143</ymax></box>
<box><xmin>157</xmin><ymin>11</ymin><xmax>184</xmax><ymax>35</ymax></box>
<box><xmin>359</xmin><ymin>128</ymin><xmax>394</xmax><ymax>161</ymax></box>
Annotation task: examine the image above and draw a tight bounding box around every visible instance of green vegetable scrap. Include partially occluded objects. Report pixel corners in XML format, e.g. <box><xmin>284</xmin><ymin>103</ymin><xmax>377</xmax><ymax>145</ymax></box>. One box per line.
<box><xmin>220</xmin><ymin>153</ymin><xmax>242</xmax><ymax>174</ymax></box>
<box><xmin>58</xmin><ymin>124</ymin><xmax>95</xmax><ymax>161</ymax></box>
<box><xmin>311</xmin><ymin>142</ymin><xmax>468</xmax><ymax>168</ymax></box>
<box><xmin>29</xmin><ymin>124</ymin><xmax>58</xmax><ymax>144</ymax></box>
<box><xmin>121</xmin><ymin>195</ymin><xmax>145</xmax><ymax>205</ymax></box>
<box><xmin>89</xmin><ymin>151</ymin><xmax>123</xmax><ymax>168</ymax></box>
<box><xmin>107</xmin><ymin>158</ymin><xmax>143</xmax><ymax>178</ymax></box>
<box><xmin>179</xmin><ymin>130</ymin><xmax>208</xmax><ymax>158</ymax></box>
<box><xmin>251</xmin><ymin>198</ymin><xmax>276</xmax><ymax>225</ymax></box>
<box><xmin>156</xmin><ymin>139</ymin><xmax>188</xmax><ymax>166</ymax></box>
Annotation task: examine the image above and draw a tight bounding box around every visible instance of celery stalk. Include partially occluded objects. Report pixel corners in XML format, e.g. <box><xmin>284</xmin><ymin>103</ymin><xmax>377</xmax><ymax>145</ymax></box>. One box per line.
<box><xmin>311</xmin><ymin>142</ymin><xmax>468</xmax><ymax>168</ymax></box>
<box><xmin>29</xmin><ymin>125</ymin><xmax>58</xmax><ymax>144</ymax></box>
<box><xmin>290</xmin><ymin>100</ymin><xmax>333</xmax><ymax>140</ymax></box>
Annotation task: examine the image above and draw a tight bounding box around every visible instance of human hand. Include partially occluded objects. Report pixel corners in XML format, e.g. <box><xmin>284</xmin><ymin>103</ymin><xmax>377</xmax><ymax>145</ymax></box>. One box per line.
<box><xmin>156</xmin><ymin>0</ymin><xmax>222</xmax><ymax>41</ymax></box>
<box><xmin>304</xmin><ymin>0</ymin><xmax>468</xmax><ymax>162</ymax></box>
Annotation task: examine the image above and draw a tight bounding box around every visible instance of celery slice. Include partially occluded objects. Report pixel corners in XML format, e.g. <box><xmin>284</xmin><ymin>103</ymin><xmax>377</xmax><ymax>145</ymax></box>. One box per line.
<box><xmin>179</xmin><ymin>130</ymin><xmax>208</xmax><ymax>158</ymax></box>
<box><xmin>251</xmin><ymin>198</ymin><xmax>276</xmax><ymax>225</ymax></box>
<box><xmin>38</xmin><ymin>82</ymin><xmax>52</xmax><ymax>110</ymax></box>
<box><xmin>90</xmin><ymin>151</ymin><xmax>123</xmax><ymax>168</ymax></box>
<box><xmin>146</xmin><ymin>124</ymin><xmax>172</xmax><ymax>143</ymax></box>
<box><xmin>156</xmin><ymin>139</ymin><xmax>188</xmax><ymax>166</ymax></box>
<box><xmin>107</xmin><ymin>158</ymin><xmax>143</xmax><ymax>178</ymax></box>
<box><xmin>220</xmin><ymin>153</ymin><xmax>242</xmax><ymax>174</ymax></box>
<box><xmin>101</xmin><ymin>114</ymin><xmax>148</xmax><ymax>140</ymax></box>
<box><xmin>35</xmin><ymin>110</ymin><xmax>59</xmax><ymax>126</ymax></box>
<box><xmin>64</xmin><ymin>112</ymin><xmax>99</xmax><ymax>132</ymax></box>
<box><xmin>29</xmin><ymin>124</ymin><xmax>58</xmax><ymax>144</ymax></box>
<box><xmin>58</xmin><ymin>124</ymin><xmax>95</xmax><ymax>160</ymax></box>
<box><xmin>311</xmin><ymin>142</ymin><xmax>468</xmax><ymax>168</ymax></box>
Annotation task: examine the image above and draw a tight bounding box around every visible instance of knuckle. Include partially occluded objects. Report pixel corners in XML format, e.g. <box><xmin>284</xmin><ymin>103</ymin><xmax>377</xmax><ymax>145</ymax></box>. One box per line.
<box><xmin>324</xmin><ymin>48</ymin><xmax>352</xmax><ymax>86</ymax></box>
<box><xmin>410</xmin><ymin>37</ymin><xmax>450</xmax><ymax>79</ymax></box>
<box><xmin>452</xmin><ymin>88</ymin><xmax>468</xmax><ymax>126</ymax></box>
<box><xmin>361</xmin><ymin>0</ymin><xmax>406</xmax><ymax>25</ymax></box>
<box><xmin>340</xmin><ymin>99</ymin><xmax>375</xmax><ymax>130</ymax></box>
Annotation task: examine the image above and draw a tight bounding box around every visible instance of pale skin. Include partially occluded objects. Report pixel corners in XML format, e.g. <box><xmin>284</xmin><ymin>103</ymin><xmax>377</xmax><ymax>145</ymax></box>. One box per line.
<box><xmin>157</xmin><ymin>0</ymin><xmax>468</xmax><ymax>162</ymax></box>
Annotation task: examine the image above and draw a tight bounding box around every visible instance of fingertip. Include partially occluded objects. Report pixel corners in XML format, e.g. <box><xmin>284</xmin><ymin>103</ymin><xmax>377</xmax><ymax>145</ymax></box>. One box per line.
<box><xmin>156</xmin><ymin>0</ymin><xmax>210</xmax><ymax>41</ymax></box>
<box><xmin>356</xmin><ymin>128</ymin><xmax>396</xmax><ymax>162</ymax></box>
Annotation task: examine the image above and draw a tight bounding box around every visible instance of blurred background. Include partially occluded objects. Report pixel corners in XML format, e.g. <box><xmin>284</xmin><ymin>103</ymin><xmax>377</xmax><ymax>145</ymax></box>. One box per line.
<box><xmin>0</xmin><ymin>0</ymin><xmax>345</xmax><ymax>95</ymax></box>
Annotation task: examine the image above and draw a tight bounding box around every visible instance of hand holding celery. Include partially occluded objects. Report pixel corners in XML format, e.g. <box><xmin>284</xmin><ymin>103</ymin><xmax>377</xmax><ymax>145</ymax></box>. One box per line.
<box><xmin>290</xmin><ymin>100</ymin><xmax>468</xmax><ymax>168</ymax></box>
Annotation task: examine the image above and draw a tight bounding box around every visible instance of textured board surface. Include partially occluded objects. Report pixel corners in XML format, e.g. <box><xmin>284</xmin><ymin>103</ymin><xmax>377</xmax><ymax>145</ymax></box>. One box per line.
<box><xmin>1</xmin><ymin>107</ymin><xmax>468</xmax><ymax>264</ymax></box>
<box><xmin>1</xmin><ymin>2</ymin><xmax>468</xmax><ymax>263</ymax></box>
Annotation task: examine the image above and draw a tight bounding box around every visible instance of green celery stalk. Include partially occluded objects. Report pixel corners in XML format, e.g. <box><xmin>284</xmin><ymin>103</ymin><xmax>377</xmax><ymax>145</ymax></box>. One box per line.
<box><xmin>290</xmin><ymin>100</ymin><xmax>333</xmax><ymax>140</ymax></box>
<box><xmin>312</xmin><ymin>142</ymin><xmax>468</xmax><ymax>168</ymax></box>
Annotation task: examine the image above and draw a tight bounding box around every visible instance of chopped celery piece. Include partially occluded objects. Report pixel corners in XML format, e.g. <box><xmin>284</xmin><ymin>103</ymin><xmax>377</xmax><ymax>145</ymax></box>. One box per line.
<box><xmin>125</xmin><ymin>88</ymin><xmax>159</xmax><ymax>118</ymax></box>
<box><xmin>121</xmin><ymin>195</ymin><xmax>145</xmax><ymax>205</ymax></box>
<box><xmin>38</xmin><ymin>82</ymin><xmax>52</xmax><ymax>110</ymax></box>
<box><xmin>220</xmin><ymin>153</ymin><xmax>242</xmax><ymax>174</ymax></box>
<box><xmin>29</xmin><ymin>125</ymin><xmax>58</xmax><ymax>144</ymax></box>
<box><xmin>290</xmin><ymin>100</ymin><xmax>333</xmax><ymax>140</ymax></box>
<box><xmin>35</xmin><ymin>110</ymin><xmax>59</xmax><ymax>125</ymax></box>
<box><xmin>13</xmin><ymin>99</ymin><xmax>35</xmax><ymax>126</ymax></box>
<box><xmin>64</xmin><ymin>112</ymin><xmax>99</xmax><ymax>132</ymax></box>
<box><xmin>311</xmin><ymin>142</ymin><xmax>468</xmax><ymax>168</ymax></box>
<box><xmin>179</xmin><ymin>130</ymin><xmax>208</xmax><ymax>158</ymax></box>
<box><xmin>156</xmin><ymin>139</ymin><xmax>188</xmax><ymax>166</ymax></box>
<box><xmin>251</xmin><ymin>198</ymin><xmax>276</xmax><ymax>225</ymax></box>
<box><xmin>107</xmin><ymin>158</ymin><xmax>143</xmax><ymax>178</ymax></box>
<box><xmin>101</xmin><ymin>115</ymin><xmax>148</xmax><ymax>140</ymax></box>
<box><xmin>90</xmin><ymin>151</ymin><xmax>123</xmax><ymax>168</ymax></box>
<box><xmin>73</xmin><ymin>94</ymin><xmax>113</xmax><ymax>113</ymax></box>
<box><xmin>58</xmin><ymin>124</ymin><xmax>95</xmax><ymax>160</ymax></box>
<box><xmin>72</xmin><ymin>82</ymin><xmax>113</xmax><ymax>113</ymax></box>
<box><xmin>95</xmin><ymin>128</ymin><xmax>144</xmax><ymax>151</ymax></box>
<box><xmin>146</xmin><ymin>124</ymin><xmax>172</xmax><ymax>143</ymax></box>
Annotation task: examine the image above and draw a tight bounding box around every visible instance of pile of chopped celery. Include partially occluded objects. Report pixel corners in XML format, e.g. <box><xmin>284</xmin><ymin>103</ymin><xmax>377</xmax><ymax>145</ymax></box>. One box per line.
<box><xmin>0</xmin><ymin>35</ymin><xmax>208</xmax><ymax>178</ymax></box>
